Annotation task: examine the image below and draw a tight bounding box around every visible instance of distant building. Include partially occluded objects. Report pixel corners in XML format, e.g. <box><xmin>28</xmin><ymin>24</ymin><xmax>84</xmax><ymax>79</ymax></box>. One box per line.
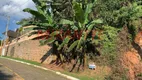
<box><xmin>2</xmin><ymin>25</ymin><xmax>47</xmax><ymax>46</ymax></box>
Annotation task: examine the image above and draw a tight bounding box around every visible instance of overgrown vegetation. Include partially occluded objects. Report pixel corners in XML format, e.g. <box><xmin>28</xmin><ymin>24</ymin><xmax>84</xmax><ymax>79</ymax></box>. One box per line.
<box><xmin>17</xmin><ymin>0</ymin><xmax>142</xmax><ymax>79</ymax></box>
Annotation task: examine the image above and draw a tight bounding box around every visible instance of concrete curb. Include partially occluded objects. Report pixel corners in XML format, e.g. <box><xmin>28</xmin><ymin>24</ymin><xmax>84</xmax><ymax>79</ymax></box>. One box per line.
<box><xmin>0</xmin><ymin>57</ymin><xmax>79</xmax><ymax>80</ymax></box>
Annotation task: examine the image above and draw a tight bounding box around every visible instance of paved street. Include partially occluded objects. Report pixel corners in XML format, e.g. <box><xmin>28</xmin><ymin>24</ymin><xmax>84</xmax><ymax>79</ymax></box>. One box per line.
<box><xmin>0</xmin><ymin>63</ymin><xmax>22</xmax><ymax>80</ymax></box>
<box><xmin>0</xmin><ymin>58</ymin><xmax>67</xmax><ymax>80</ymax></box>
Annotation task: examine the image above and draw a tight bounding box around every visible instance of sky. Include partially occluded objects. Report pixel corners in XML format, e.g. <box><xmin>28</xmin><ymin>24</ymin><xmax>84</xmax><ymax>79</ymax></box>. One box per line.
<box><xmin>0</xmin><ymin>0</ymin><xmax>36</xmax><ymax>39</ymax></box>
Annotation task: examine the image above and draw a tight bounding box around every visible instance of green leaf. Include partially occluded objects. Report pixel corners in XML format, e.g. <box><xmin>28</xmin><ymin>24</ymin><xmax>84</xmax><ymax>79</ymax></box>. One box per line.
<box><xmin>67</xmin><ymin>40</ymin><xmax>79</xmax><ymax>52</ymax></box>
<box><xmin>87</xmin><ymin>24</ymin><xmax>94</xmax><ymax>31</ymax></box>
<box><xmin>46</xmin><ymin>13</ymin><xmax>53</xmax><ymax>24</ymax></box>
<box><xmin>73</xmin><ymin>2</ymin><xmax>84</xmax><ymax>24</ymax></box>
<box><xmin>39</xmin><ymin>37</ymin><xmax>55</xmax><ymax>46</ymax></box>
<box><xmin>32</xmin><ymin>0</ymin><xmax>41</xmax><ymax>6</ymax></box>
<box><xmin>76</xmin><ymin>32</ymin><xmax>85</xmax><ymax>50</ymax></box>
<box><xmin>52</xmin><ymin>2</ymin><xmax>62</xmax><ymax>6</ymax></box>
<box><xmin>87</xmin><ymin>19</ymin><xmax>103</xmax><ymax>33</ymax></box>
<box><xmin>91</xmin><ymin>19</ymin><xmax>103</xmax><ymax>24</ymax></box>
<box><xmin>71</xmin><ymin>25</ymin><xmax>78</xmax><ymax>30</ymax></box>
<box><xmin>49</xmin><ymin>31</ymin><xmax>60</xmax><ymax>37</ymax></box>
<box><xmin>60</xmin><ymin>19</ymin><xmax>74</xmax><ymax>25</ymax></box>
<box><xmin>57</xmin><ymin>36</ymin><xmax>71</xmax><ymax>50</ymax></box>
<box><xmin>38</xmin><ymin>23</ymin><xmax>53</xmax><ymax>27</ymax></box>
<box><xmin>23</xmin><ymin>8</ymin><xmax>46</xmax><ymax>21</ymax></box>
<box><xmin>60</xmin><ymin>54</ymin><xmax>64</xmax><ymax>62</ymax></box>
<box><xmin>84</xmin><ymin>3</ymin><xmax>93</xmax><ymax>24</ymax></box>
<box><xmin>36</xmin><ymin>5</ymin><xmax>52</xmax><ymax>23</ymax></box>
<box><xmin>55</xmin><ymin>41</ymin><xmax>59</xmax><ymax>46</ymax></box>
<box><xmin>39</xmin><ymin>40</ymin><xmax>48</xmax><ymax>46</ymax></box>
<box><xmin>78</xmin><ymin>22</ymin><xmax>82</xmax><ymax>29</ymax></box>
<box><xmin>45</xmin><ymin>37</ymin><xmax>56</xmax><ymax>44</ymax></box>
<box><xmin>36</xmin><ymin>5</ymin><xmax>44</xmax><ymax>15</ymax></box>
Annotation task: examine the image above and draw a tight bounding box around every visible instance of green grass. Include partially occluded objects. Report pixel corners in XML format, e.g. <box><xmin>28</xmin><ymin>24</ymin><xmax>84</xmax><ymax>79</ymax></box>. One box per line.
<box><xmin>3</xmin><ymin>56</ymin><xmax>41</xmax><ymax>66</ymax></box>
<box><xmin>62</xmin><ymin>71</ymin><xmax>95</xmax><ymax>80</ymax></box>
<box><xmin>62</xmin><ymin>71</ymin><xmax>106</xmax><ymax>80</ymax></box>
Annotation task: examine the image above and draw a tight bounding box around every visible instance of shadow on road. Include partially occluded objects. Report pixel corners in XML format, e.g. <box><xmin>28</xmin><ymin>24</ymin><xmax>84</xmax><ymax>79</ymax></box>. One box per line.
<box><xmin>0</xmin><ymin>65</ymin><xmax>14</xmax><ymax>80</ymax></box>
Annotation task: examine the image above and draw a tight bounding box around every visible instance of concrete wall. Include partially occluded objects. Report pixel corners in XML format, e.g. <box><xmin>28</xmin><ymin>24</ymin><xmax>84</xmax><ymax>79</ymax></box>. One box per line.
<box><xmin>5</xmin><ymin>40</ymin><xmax>52</xmax><ymax>64</ymax></box>
<box><xmin>0</xmin><ymin>47</ymin><xmax>2</xmax><ymax>55</ymax></box>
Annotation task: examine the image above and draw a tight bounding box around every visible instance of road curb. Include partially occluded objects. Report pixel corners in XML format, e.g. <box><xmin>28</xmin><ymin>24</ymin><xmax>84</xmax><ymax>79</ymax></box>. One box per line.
<box><xmin>0</xmin><ymin>57</ymin><xmax>79</xmax><ymax>80</ymax></box>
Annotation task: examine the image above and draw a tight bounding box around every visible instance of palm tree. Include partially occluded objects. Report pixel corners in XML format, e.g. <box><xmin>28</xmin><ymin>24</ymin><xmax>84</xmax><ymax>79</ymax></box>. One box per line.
<box><xmin>49</xmin><ymin>0</ymin><xmax>103</xmax><ymax>71</ymax></box>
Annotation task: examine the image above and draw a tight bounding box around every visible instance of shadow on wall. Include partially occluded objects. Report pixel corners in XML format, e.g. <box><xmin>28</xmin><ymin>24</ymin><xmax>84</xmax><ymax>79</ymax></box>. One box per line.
<box><xmin>10</xmin><ymin>47</ymin><xmax>15</xmax><ymax>57</ymax></box>
<box><xmin>40</xmin><ymin>48</ymin><xmax>53</xmax><ymax>63</ymax></box>
<box><xmin>0</xmin><ymin>47</ymin><xmax>2</xmax><ymax>55</ymax></box>
<box><xmin>5</xmin><ymin>44</ymin><xmax>10</xmax><ymax>56</ymax></box>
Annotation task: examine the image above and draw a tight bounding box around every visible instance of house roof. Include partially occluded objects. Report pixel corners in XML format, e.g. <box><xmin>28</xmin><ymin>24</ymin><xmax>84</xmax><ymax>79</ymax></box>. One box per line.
<box><xmin>3</xmin><ymin>30</ymin><xmax>17</xmax><ymax>38</ymax></box>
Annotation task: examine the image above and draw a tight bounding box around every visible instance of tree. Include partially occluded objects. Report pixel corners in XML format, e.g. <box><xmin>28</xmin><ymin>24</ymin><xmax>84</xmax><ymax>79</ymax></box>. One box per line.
<box><xmin>93</xmin><ymin>0</ymin><xmax>142</xmax><ymax>27</ymax></box>
<box><xmin>38</xmin><ymin>0</ymin><xmax>103</xmax><ymax>72</ymax></box>
<box><xmin>23</xmin><ymin>0</ymin><xmax>56</xmax><ymax>30</ymax></box>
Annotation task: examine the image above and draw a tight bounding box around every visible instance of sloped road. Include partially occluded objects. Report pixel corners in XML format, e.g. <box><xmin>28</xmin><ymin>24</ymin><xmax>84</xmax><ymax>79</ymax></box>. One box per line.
<box><xmin>0</xmin><ymin>63</ymin><xmax>22</xmax><ymax>80</ymax></box>
<box><xmin>0</xmin><ymin>58</ymin><xmax>67</xmax><ymax>80</ymax></box>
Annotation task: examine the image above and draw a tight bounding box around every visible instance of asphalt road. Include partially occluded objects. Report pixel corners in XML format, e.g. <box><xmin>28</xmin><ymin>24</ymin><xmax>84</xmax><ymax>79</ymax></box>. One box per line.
<box><xmin>0</xmin><ymin>58</ymin><xmax>67</xmax><ymax>80</ymax></box>
<box><xmin>0</xmin><ymin>63</ymin><xmax>21</xmax><ymax>80</ymax></box>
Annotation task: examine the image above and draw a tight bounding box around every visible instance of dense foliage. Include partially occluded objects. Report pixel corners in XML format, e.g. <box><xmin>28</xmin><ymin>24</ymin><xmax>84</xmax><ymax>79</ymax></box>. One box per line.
<box><xmin>18</xmin><ymin>0</ymin><xmax>142</xmax><ymax>76</ymax></box>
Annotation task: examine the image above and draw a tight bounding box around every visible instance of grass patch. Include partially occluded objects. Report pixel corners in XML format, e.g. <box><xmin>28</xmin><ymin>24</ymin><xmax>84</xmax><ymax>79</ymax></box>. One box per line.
<box><xmin>3</xmin><ymin>56</ymin><xmax>41</xmax><ymax>66</ymax></box>
<box><xmin>62</xmin><ymin>71</ymin><xmax>94</xmax><ymax>80</ymax></box>
<box><xmin>61</xmin><ymin>66</ymin><xmax>110</xmax><ymax>80</ymax></box>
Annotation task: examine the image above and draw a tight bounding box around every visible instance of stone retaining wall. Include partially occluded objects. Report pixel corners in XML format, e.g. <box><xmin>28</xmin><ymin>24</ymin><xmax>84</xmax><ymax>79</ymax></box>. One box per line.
<box><xmin>5</xmin><ymin>40</ymin><xmax>52</xmax><ymax>64</ymax></box>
